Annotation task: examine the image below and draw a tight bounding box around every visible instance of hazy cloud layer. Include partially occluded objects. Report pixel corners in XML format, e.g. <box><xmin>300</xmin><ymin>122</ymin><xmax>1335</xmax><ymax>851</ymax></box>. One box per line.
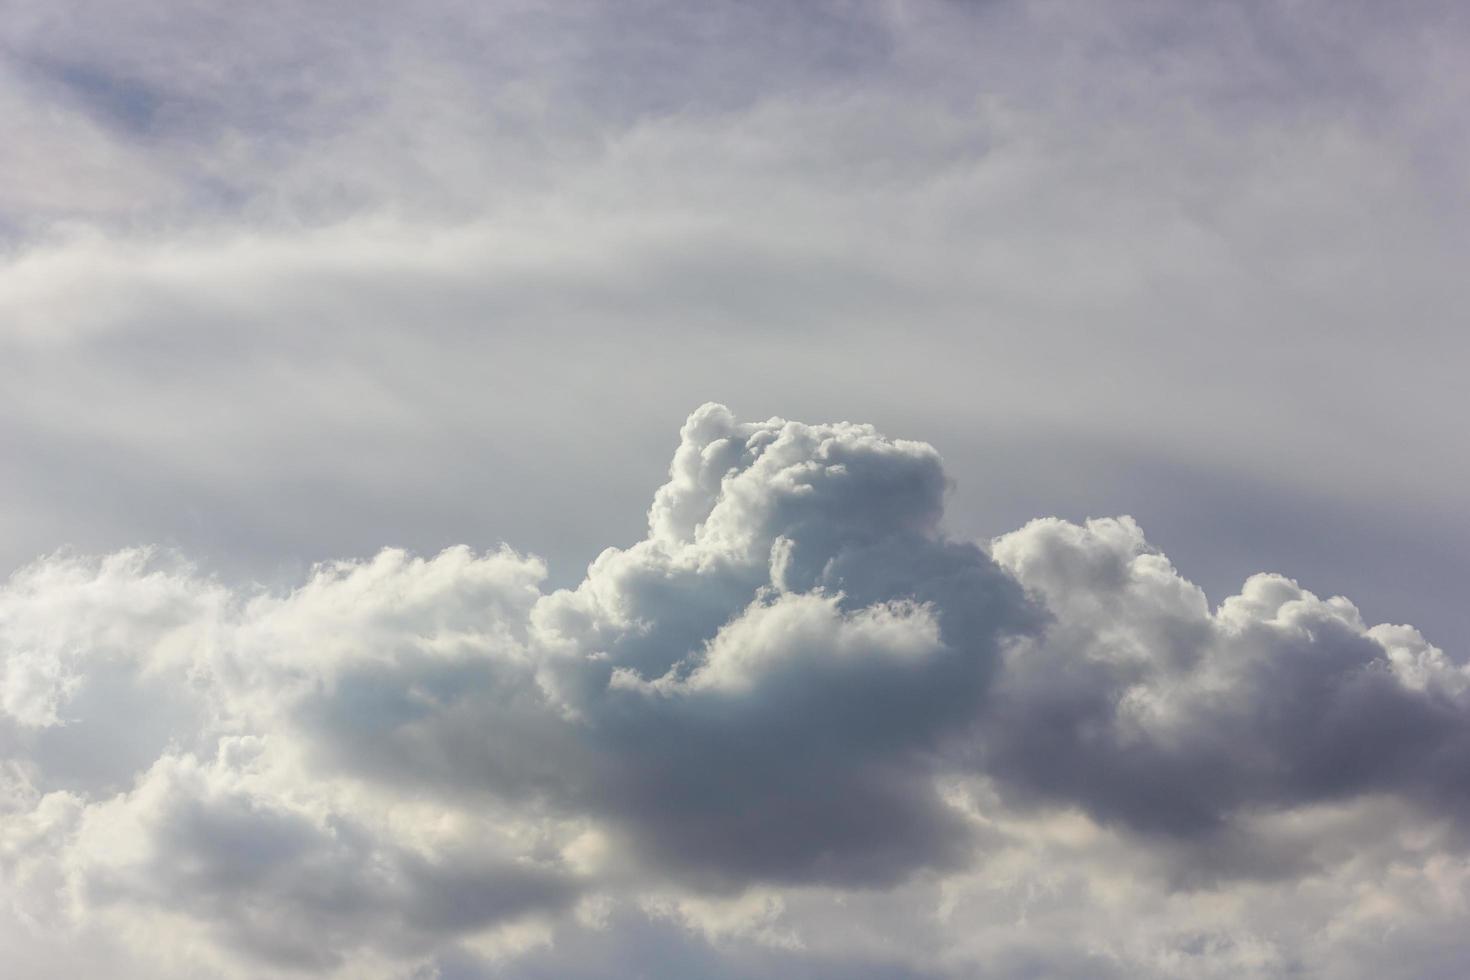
<box><xmin>3</xmin><ymin>405</ymin><xmax>1467</xmax><ymax>977</ymax></box>
<box><xmin>2</xmin><ymin>0</ymin><xmax>1468</xmax><ymax>650</ymax></box>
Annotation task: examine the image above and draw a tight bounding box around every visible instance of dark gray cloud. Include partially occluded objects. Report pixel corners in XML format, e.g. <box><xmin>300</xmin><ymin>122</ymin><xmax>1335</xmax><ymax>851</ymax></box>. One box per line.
<box><xmin>986</xmin><ymin>517</ymin><xmax>1470</xmax><ymax>849</ymax></box>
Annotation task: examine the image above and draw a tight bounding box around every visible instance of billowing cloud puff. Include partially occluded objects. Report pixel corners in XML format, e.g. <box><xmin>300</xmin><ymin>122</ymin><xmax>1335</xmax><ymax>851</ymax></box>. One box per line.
<box><xmin>988</xmin><ymin>517</ymin><xmax>1470</xmax><ymax>846</ymax></box>
<box><xmin>2</xmin><ymin>405</ymin><xmax>1468</xmax><ymax>978</ymax></box>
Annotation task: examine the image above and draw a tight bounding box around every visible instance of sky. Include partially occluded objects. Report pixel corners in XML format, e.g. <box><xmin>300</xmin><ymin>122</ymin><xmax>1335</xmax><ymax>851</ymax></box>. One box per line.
<box><xmin>2</xmin><ymin>1</ymin><xmax>1469</xmax><ymax>977</ymax></box>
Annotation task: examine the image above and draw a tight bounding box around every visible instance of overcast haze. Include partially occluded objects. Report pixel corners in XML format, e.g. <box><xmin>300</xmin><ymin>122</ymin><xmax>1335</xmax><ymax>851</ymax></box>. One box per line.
<box><xmin>3</xmin><ymin>1</ymin><xmax>1470</xmax><ymax>977</ymax></box>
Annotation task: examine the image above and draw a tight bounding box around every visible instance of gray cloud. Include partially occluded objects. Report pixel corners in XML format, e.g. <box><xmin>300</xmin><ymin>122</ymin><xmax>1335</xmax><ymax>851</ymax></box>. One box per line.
<box><xmin>986</xmin><ymin>517</ymin><xmax>1470</xmax><ymax>849</ymax></box>
<box><xmin>4</xmin><ymin>1</ymin><xmax>1470</xmax><ymax>975</ymax></box>
<box><xmin>1</xmin><ymin>0</ymin><xmax>1467</xmax><ymax>655</ymax></box>
<box><xmin>3</xmin><ymin>404</ymin><xmax>1468</xmax><ymax>977</ymax></box>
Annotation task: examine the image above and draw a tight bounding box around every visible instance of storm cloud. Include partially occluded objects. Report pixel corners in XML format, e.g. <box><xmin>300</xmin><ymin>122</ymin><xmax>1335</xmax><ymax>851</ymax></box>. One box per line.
<box><xmin>3</xmin><ymin>404</ymin><xmax>1467</xmax><ymax>977</ymax></box>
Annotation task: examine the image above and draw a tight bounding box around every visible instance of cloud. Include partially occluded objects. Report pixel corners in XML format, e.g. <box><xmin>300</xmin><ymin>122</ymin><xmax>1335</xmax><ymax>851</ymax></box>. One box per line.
<box><xmin>2</xmin><ymin>2</ymin><xmax>1469</xmax><ymax>974</ymax></box>
<box><xmin>2</xmin><ymin>0</ymin><xmax>1467</xmax><ymax>659</ymax></box>
<box><xmin>72</xmin><ymin>746</ymin><xmax>576</xmax><ymax>971</ymax></box>
<box><xmin>2</xmin><ymin>404</ymin><xmax>1468</xmax><ymax>977</ymax></box>
<box><xmin>986</xmin><ymin>516</ymin><xmax>1470</xmax><ymax>858</ymax></box>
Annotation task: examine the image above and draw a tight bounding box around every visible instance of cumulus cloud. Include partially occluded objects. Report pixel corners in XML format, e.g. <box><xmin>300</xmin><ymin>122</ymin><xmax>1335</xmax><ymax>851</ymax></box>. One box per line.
<box><xmin>2</xmin><ymin>404</ymin><xmax>1467</xmax><ymax>977</ymax></box>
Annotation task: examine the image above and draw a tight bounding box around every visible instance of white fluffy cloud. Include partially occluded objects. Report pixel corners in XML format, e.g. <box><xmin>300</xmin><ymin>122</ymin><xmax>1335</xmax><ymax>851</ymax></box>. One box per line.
<box><xmin>3</xmin><ymin>404</ymin><xmax>1467</xmax><ymax>978</ymax></box>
